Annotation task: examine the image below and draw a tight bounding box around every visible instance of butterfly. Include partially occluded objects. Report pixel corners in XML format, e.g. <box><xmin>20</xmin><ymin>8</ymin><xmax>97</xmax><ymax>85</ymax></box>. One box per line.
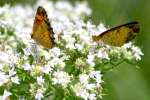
<box><xmin>31</xmin><ymin>6</ymin><xmax>55</xmax><ymax>48</ymax></box>
<box><xmin>92</xmin><ymin>21</ymin><xmax>140</xmax><ymax>46</ymax></box>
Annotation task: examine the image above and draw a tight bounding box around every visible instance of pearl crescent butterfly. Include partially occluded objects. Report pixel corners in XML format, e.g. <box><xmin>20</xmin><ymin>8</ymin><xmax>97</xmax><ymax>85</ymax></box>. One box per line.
<box><xmin>92</xmin><ymin>21</ymin><xmax>140</xmax><ymax>46</ymax></box>
<box><xmin>31</xmin><ymin>6</ymin><xmax>55</xmax><ymax>48</ymax></box>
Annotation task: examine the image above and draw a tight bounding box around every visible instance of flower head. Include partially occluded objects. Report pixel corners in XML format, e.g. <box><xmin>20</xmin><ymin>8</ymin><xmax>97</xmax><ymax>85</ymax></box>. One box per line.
<box><xmin>52</xmin><ymin>71</ymin><xmax>72</xmax><ymax>87</ymax></box>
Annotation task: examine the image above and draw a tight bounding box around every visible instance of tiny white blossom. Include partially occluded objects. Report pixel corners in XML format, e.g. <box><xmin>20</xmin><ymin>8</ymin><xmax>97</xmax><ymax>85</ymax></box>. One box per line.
<box><xmin>50</xmin><ymin>47</ymin><xmax>61</xmax><ymax>57</ymax></box>
<box><xmin>55</xmin><ymin>1</ymin><xmax>73</xmax><ymax>11</ymax></box>
<box><xmin>2</xmin><ymin>90</ymin><xmax>12</xmax><ymax>100</ymax></box>
<box><xmin>73</xmin><ymin>83</ymin><xmax>89</xmax><ymax>100</ymax></box>
<box><xmin>0</xmin><ymin>72</ymin><xmax>9</xmax><ymax>86</ymax></box>
<box><xmin>8</xmin><ymin>68</ymin><xmax>16</xmax><ymax>77</ymax></box>
<box><xmin>62</xmin><ymin>34</ymin><xmax>76</xmax><ymax>49</ymax></box>
<box><xmin>132</xmin><ymin>46</ymin><xmax>144</xmax><ymax>61</ymax></box>
<box><xmin>40</xmin><ymin>50</ymin><xmax>50</xmax><ymax>60</ymax></box>
<box><xmin>86</xmin><ymin>53</ymin><xmax>95</xmax><ymax>67</ymax></box>
<box><xmin>37</xmin><ymin>76</ymin><xmax>45</xmax><ymax>85</ymax></box>
<box><xmin>97</xmin><ymin>50</ymin><xmax>110</xmax><ymax>60</ymax></box>
<box><xmin>52</xmin><ymin>22</ymin><xmax>64</xmax><ymax>34</ymax></box>
<box><xmin>9</xmin><ymin>54</ymin><xmax>18</xmax><ymax>64</ymax></box>
<box><xmin>88</xmin><ymin>93</ymin><xmax>96</xmax><ymax>100</ymax></box>
<box><xmin>24</xmin><ymin>44</ymin><xmax>39</xmax><ymax>58</ymax></box>
<box><xmin>97</xmin><ymin>23</ymin><xmax>107</xmax><ymax>33</ymax></box>
<box><xmin>75</xmin><ymin>20</ymin><xmax>86</xmax><ymax>29</ymax></box>
<box><xmin>79</xmin><ymin>74</ymin><xmax>89</xmax><ymax>85</ymax></box>
<box><xmin>49</xmin><ymin>57</ymin><xmax>65</xmax><ymax>69</ymax></box>
<box><xmin>123</xmin><ymin>42</ymin><xmax>132</xmax><ymax>49</ymax></box>
<box><xmin>79</xmin><ymin>33</ymin><xmax>91</xmax><ymax>44</ymax></box>
<box><xmin>35</xmin><ymin>89</ymin><xmax>44</xmax><ymax>100</ymax></box>
<box><xmin>0</xmin><ymin>64</ymin><xmax>4</xmax><ymax>70</ymax></box>
<box><xmin>52</xmin><ymin>71</ymin><xmax>71</xmax><ymax>87</ymax></box>
<box><xmin>85</xmin><ymin>83</ymin><xmax>96</xmax><ymax>90</ymax></box>
<box><xmin>42</xmin><ymin>65</ymin><xmax>52</xmax><ymax>74</ymax></box>
<box><xmin>75</xmin><ymin>1</ymin><xmax>91</xmax><ymax>16</ymax></box>
<box><xmin>79</xmin><ymin>90</ymin><xmax>89</xmax><ymax>100</ymax></box>
<box><xmin>23</xmin><ymin>63</ymin><xmax>32</xmax><ymax>71</ymax></box>
<box><xmin>86</xmin><ymin>21</ymin><xmax>95</xmax><ymax>31</ymax></box>
<box><xmin>89</xmin><ymin>71</ymin><xmax>103</xmax><ymax>86</ymax></box>
<box><xmin>0</xmin><ymin>52</ymin><xmax>9</xmax><ymax>63</ymax></box>
<box><xmin>75</xmin><ymin>43</ymin><xmax>83</xmax><ymax>51</ymax></box>
<box><xmin>66</xmin><ymin>43</ymin><xmax>76</xmax><ymax>49</ymax></box>
<box><xmin>62</xmin><ymin>34</ymin><xmax>75</xmax><ymax>43</ymax></box>
<box><xmin>11</xmin><ymin>76</ymin><xmax>20</xmax><ymax>84</ymax></box>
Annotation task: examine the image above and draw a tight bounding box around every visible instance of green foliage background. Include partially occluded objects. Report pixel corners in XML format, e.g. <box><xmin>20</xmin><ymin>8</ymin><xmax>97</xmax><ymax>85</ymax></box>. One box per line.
<box><xmin>0</xmin><ymin>0</ymin><xmax>150</xmax><ymax>100</ymax></box>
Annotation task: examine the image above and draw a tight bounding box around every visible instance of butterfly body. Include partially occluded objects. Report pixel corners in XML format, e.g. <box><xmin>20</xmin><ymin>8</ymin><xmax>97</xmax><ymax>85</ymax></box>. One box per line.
<box><xmin>92</xmin><ymin>21</ymin><xmax>139</xmax><ymax>46</ymax></box>
<box><xmin>31</xmin><ymin>6</ymin><xmax>55</xmax><ymax>48</ymax></box>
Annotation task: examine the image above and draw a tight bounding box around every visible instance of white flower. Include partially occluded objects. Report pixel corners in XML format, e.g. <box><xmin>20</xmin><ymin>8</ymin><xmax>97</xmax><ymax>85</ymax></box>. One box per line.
<box><xmin>62</xmin><ymin>34</ymin><xmax>76</xmax><ymax>49</ymax></box>
<box><xmin>49</xmin><ymin>57</ymin><xmax>65</xmax><ymax>68</ymax></box>
<box><xmin>0</xmin><ymin>72</ymin><xmax>9</xmax><ymax>86</ymax></box>
<box><xmin>73</xmin><ymin>83</ymin><xmax>89</xmax><ymax>100</ymax></box>
<box><xmin>132</xmin><ymin>46</ymin><xmax>144</xmax><ymax>61</ymax></box>
<box><xmin>97</xmin><ymin>23</ymin><xmax>107</xmax><ymax>33</ymax></box>
<box><xmin>89</xmin><ymin>71</ymin><xmax>101</xmax><ymax>79</ymax></box>
<box><xmin>23</xmin><ymin>63</ymin><xmax>32</xmax><ymax>71</ymax></box>
<box><xmin>42</xmin><ymin>65</ymin><xmax>52</xmax><ymax>74</ymax></box>
<box><xmin>0</xmin><ymin>52</ymin><xmax>9</xmax><ymax>63</ymax></box>
<box><xmin>88</xmin><ymin>93</ymin><xmax>96</xmax><ymax>100</ymax></box>
<box><xmin>79</xmin><ymin>90</ymin><xmax>89</xmax><ymax>100</ymax></box>
<box><xmin>9</xmin><ymin>54</ymin><xmax>18</xmax><ymax>64</ymax></box>
<box><xmin>0</xmin><ymin>5</ymin><xmax>10</xmax><ymax>15</ymax></box>
<box><xmin>86</xmin><ymin>21</ymin><xmax>95</xmax><ymax>31</ymax></box>
<box><xmin>24</xmin><ymin>44</ymin><xmax>39</xmax><ymax>58</ymax></box>
<box><xmin>40</xmin><ymin>50</ymin><xmax>50</xmax><ymax>60</ymax></box>
<box><xmin>35</xmin><ymin>89</ymin><xmax>44</xmax><ymax>100</ymax></box>
<box><xmin>37</xmin><ymin>76</ymin><xmax>45</xmax><ymax>85</ymax></box>
<box><xmin>55</xmin><ymin>1</ymin><xmax>73</xmax><ymax>11</ymax></box>
<box><xmin>63</xmin><ymin>34</ymin><xmax>76</xmax><ymax>49</ymax></box>
<box><xmin>8</xmin><ymin>68</ymin><xmax>16</xmax><ymax>77</ymax></box>
<box><xmin>75</xmin><ymin>43</ymin><xmax>83</xmax><ymax>51</ymax></box>
<box><xmin>66</xmin><ymin>43</ymin><xmax>76</xmax><ymax>49</ymax></box>
<box><xmin>97</xmin><ymin>50</ymin><xmax>110</xmax><ymax>60</ymax></box>
<box><xmin>85</xmin><ymin>84</ymin><xmax>96</xmax><ymax>90</ymax></box>
<box><xmin>79</xmin><ymin>74</ymin><xmax>89</xmax><ymax>85</ymax></box>
<box><xmin>0</xmin><ymin>64</ymin><xmax>4</xmax><ymax>70</ymax></box>
<box><xmin>75</xmin><ymin>19</ymin><xmax>86</xmax><ymax>29</ymax></box>
<box><xmin>86</xmin><ymin>53</ymin><xmax>95</xmax><ymax>67</ymax></box>
<box><xmin>79</xmin><ymin>33</ymin><xmax>91</xmax><ymax>44</ymax></box>
<box><xmin>123</xmin><ymin>42</ymin><xmax>132</xmax><ymax>49</ymax></box>
<box><xmin>52</xmin><ymin>22</ymin><xmax>64</xmax><ymax>34</ymax></box>
<box><xmin>62</xmin><ymin>34</ymin><xmax>75</xmax><ymax>43</ymax></box>
<box><xmin>75</xmin><ymin>58</ymin><xmax>85</xmax><ymax>67</ymax></box>
<box><xmin>75</xmin><ymin>1</ymin><xmax>91</xmax><ymax>16</ymax></box>
<box><xmin>2</xmin><ymin>90</ymin><xmax>12</xmax><ymax>100</ymax></box>
<box><xmin>11</xmin><ymin>76</ymin><xmax>20</xmax><ymax>84</ymax></box>
<box><xmin>89</xmin><ymin>71</ymin><xmax>103</xmax><ymax>86</ymax></box>
<box><xmin>63</xmin><ymin>19</ymin><xmax>74</xmax><ymax>31</ymax></box>
<box><xmin>52</xmin><ymin>71</ymin><xmax>71</xmax><ymax>87</ymax></box>
<box><xmin>50</xmin><ymin>47</ymin><xmax>61</xmax><ymax>57</ymax></box>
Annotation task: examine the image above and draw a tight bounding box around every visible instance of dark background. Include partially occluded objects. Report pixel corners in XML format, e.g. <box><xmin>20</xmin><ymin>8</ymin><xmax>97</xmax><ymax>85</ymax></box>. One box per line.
<box><xmin>0</xmin><ymin>0</ymin><xmax>150</xmax><ymax>100</ymax></box>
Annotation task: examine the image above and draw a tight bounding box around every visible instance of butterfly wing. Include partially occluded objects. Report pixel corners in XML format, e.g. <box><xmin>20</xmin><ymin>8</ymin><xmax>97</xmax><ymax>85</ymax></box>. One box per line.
<box><xmin>92</xmin><ymin>21</ymin><xmax>140</xmax><ymax>46</ymax></box>
<box><xmin>31</xmin><ymin>6</ymin><xmax>55</xmax><ymax>48</ymax></box>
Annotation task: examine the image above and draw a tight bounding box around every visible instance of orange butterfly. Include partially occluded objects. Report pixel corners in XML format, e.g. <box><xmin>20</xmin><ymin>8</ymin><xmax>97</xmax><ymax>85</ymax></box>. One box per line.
<box><xmin>31</xmin><ymin>6</ymin><xmax>55</xmax><ymax>48</ymax></box>
<box><xmin>92</xmin><ymin>21</ymin><xmax>140</xmax><ymax>46</ymax></box>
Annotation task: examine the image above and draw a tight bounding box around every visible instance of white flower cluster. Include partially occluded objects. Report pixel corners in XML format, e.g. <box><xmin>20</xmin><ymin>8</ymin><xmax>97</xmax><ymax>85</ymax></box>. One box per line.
<box><xmin>0</xmin><ymin>0</ymin><xmax>143</xmax><ymax>99</ymax></box>
<box><xmin>73</xmin><ymin>71</ymin><xmax>103</xmax><ymax>100</ymax></box>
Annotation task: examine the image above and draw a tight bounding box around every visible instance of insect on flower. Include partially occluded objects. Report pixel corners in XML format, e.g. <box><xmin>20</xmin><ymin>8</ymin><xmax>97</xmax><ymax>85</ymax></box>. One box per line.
<box><xmin>31</xmin><ymin>6</ymin><xmax>55</xmax><ymax>48</ymax></box>
<box><xmin>92</xmin><ymin>21</ymin><xmax>140</xmax><ymax>46</ymax></box>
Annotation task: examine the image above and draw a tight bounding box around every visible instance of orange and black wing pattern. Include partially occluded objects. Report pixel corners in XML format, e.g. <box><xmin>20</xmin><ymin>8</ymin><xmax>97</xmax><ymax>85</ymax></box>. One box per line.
<box><xmin>31</xmin><ymin>6</ymin><xmax>55</xmax><ymax>48</ymax></box>
<box><xmin>92</xmin><ymin>21</ymin><xmax>140</xmax><ymax>46</ymax></box>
